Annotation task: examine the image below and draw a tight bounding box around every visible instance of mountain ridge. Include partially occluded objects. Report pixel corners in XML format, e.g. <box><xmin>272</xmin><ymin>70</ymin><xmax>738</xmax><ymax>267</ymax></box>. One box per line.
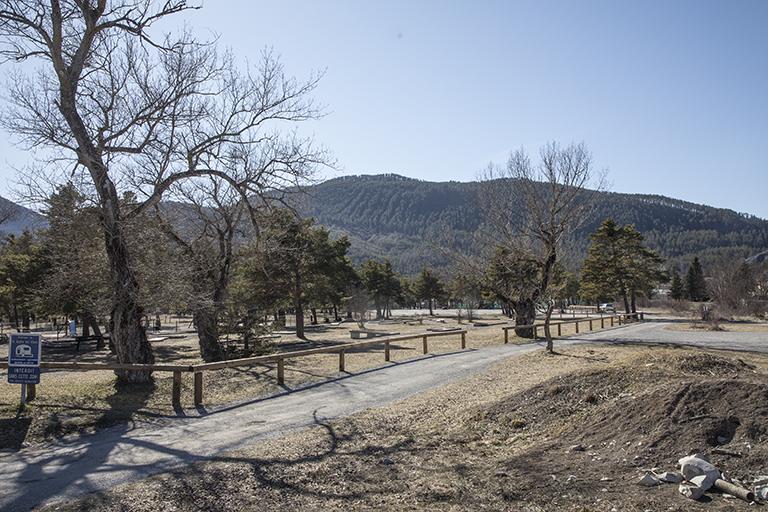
<box><xmin>297</xmin><ymin>174</ymin><xmax>768</xmax><ymax>274</ymax></box>
<box><xmin>2</xmin><ymin>176</ymin><xmax>767</xmax><ymax>275</ymax></box>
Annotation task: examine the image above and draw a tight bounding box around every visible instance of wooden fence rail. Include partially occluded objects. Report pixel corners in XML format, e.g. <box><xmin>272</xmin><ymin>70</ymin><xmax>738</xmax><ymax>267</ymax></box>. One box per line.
<box><xmin>501</xmin><ymin>312</ymin><xmax>643</xmax><ymax>343</ymax></box>
<box><xmin>1</xmin><ymin>329</ymin><xmax>468</xmax><ymax>408</ymax></box>
<box><xmin>2</xmin><ymin>312</ymin><xmax>644</xmax><ymax>408</ymax></box>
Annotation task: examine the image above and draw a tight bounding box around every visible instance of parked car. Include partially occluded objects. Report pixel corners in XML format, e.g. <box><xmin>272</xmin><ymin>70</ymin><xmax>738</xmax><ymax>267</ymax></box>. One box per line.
<box><xmin>598</xmin><ymin>303</ymin><xmax>615</xmax><ymax>313</ymax></box>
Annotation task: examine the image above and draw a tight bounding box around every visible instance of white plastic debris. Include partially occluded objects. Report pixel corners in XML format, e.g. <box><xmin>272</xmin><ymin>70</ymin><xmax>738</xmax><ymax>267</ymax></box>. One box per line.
<box><xmin>679</xmin><ymin>482</ymin><xmax>705</xmax><ymax>500</ymax></box>
<box><xmin>678</xmin><ymin>455</ymin><xmax>721</xmax><ymax>489</ymax></box>
<box><xmin>690</xmin><ymin>474</ymin><xmax>715</xmax><ymax>492</ymax></box>
<box><xmin>654</xmin><ymin>471</ymin><xmax>683</xmax><ymax>483</ymax></box>
<box><xmin>755</xmin><ymin>484</ymin><xmax>768</xmax><ymax>502</ymax></box>
<box><xmin>638</xmin><ymin>471</ymin><xmax>661</xmax><ymax>487</ymax></box>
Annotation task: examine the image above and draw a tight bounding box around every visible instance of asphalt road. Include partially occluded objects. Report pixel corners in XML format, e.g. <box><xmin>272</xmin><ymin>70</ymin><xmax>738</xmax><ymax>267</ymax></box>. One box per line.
<box><xmin>0</xmin><ymin>320</ymin><xmax>765</xmax><ymax>511</ymax></box>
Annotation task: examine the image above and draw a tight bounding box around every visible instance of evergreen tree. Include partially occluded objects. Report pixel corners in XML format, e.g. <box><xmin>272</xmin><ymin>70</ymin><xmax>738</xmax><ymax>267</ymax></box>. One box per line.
<box><xmin>685</xmin><ymin>257</ymin><xmax>708</xmax><ymax>301</ymax></box>
<box><xmin>251</xmin><ymin>211</ymin><xmax>355</xmax><ymax>338</ymax></box>
<box><xmin>580</xmin><ymin>219</ymin><xmax>667</xmax><ymax>313</ymax></box>
<box><xmin>669</xmin><ymin>269</ymin><xmax>685</xmax><ymax>300</ymax></box>
<box><xmin>360</xmin><ymin>260</ymin><xmax>401</xmax><ymax>319</ymax></box>
<box><xmin>414</xmin><ymin>267</ymin><xmax>445</xmax><ymax>316</ymax></box>
<box><xmin>0</xmin><ymin>232</ymin><xmax>47</xmax><ymax>330</ymax></box>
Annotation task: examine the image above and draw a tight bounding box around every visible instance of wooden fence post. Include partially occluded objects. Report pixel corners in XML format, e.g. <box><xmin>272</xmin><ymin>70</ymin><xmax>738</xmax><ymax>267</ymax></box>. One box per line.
<box><xmin>339</xmin><ymin>350</ymin><xmax>346</xmax><ymax>372</ymax></box>
<box><xmin>589</xmin><ymin>319</ymin><xmax>593</xmax><ymax>331</ymax></box>
<box><xmin>194</xmin><ymin>372</ymin><xmax>203</xmax><ymax>406</ymax></box>
<box><xmin>610</xmin><ymin>316</ymin><xmax>614</xmax><ymax>327</ymax></box>
<box><xmin>557</xmin><ymin>323</ymin><xmax>561</xmax><ymax>337</ymax></box>
<box><xmin>277</xmin><ymin>358</ymin><xmax>285</xmax><ymax>385</ymax></box>
<box><xmin>422</xmin><ymin>335</ymin><xmax>428</xmax><ymax>354</ymax></box>
<box><xmin>533</xmin><ymin>325</ymin><xmax>538</xmax><ymax>338</ymax></box>
<box><xmin>575</xmin><ymin>321</ymin><xmax>579</xmax><ymax>334</ymax></box>
<box><xmin>618</xmin><ymin>315</ymin><xmax>623</xmax><ymax>325</ymax></box>
<box><xmin>461</xmin><ymin>332</ymin><xmax>466</xmax><ymax>349</ymax></box>
<box><xmin>384</xmin><ymin>341</ymin><xmax>391</xmax><ymax>362</ymax></box>
<box><xmin>640</xmin><ymin>312</ymin><xmax>644</xmax><ymax>320</ymax></box>
<box><xmin>172</xmin><ymin>371</ymin><xmax>182</xmax><ymax>406</ymax></box>
<box><xmin>601</xmin><ymin>317</ymin><xmax>605</xmax><ymax>329</ymax></box>
<box><xmin>504</xmin><ymin>329</ymin><xmax>509</xmax><ymax>344</ymax></box>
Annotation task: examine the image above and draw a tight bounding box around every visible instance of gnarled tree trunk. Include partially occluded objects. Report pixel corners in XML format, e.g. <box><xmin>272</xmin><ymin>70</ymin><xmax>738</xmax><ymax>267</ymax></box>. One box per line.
<box><xmin>514</xmin><ymin>299</ymin><xmax>537</xmax><ymax>338</ymax></box>
<box><xmin>193</xmin><ymin>308</ymin><xmax>225</xmax><ymax>362</ymax></box>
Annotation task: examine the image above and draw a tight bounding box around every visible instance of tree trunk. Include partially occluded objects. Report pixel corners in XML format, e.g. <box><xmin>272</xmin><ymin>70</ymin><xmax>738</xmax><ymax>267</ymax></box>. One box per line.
<box><xmin>630</xmin><ymin>290</ymin><xmax>637</xmax><ymax>314</ymax></box>
<box><xmin>294</xmin><ymin>271</ymin><xmax>305</xmax><ymax>338</ymax></box>
<box><xmin>83</xmin><ymin>311</ymin><xmax>105</xmax><ymax>350</ymax></box>
<box><xmin>514</xmin><ymin>299</ymin><xmax>536</xmax><ymax>338</ymax></box>
<box><xmin>56</xmin><ymin>74</ymin><xmax>154</xmax><ymax>382</ymax></box>
<box><xmin>193</xmin><ymin>308</ymin><xmax>225</xmax><ymax>362</ymax></box>
<box><xmin>543</xmin><ymin>302</ymin><xmax>555</xmax><ymax>353</ymax></box>
<box><xmin>12</xmin><ymin>303</ymin><xmax>19</xmax><ymax>331</ymax></box>
<box><xmin>622</xmin><ymin>289</ymin><xmax>631</xmax><ymax>314</ymax></box>
<box><xmin>428</xmin><ymin>299</ymin><xmax>434</xmax><ymax>316</ymax></box>
<box><xmin>310</xmin><ymin>307</ymin><xmax>318</xmax><ymax>325</ymax></box>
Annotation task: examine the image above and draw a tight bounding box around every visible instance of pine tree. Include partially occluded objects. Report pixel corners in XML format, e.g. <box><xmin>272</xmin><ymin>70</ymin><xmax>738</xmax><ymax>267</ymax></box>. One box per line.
<box><xmin>414</xmin><ymin>267</ymin><xmax>445</xmax><ymax>316</ymax></box>
<box><xmin>685</xmin><ymin>257</ymin><xmax>708</xmax><ymax>301</ymax></box>
<box><xmin>580</xmin><ymin>219</ymin><xmax>667</xmax><ymax>313</ymax></box>
<box><xmin>669</xmin><ymin>270</ymin><xmax>684</xmax><ymax>300</ymax></box>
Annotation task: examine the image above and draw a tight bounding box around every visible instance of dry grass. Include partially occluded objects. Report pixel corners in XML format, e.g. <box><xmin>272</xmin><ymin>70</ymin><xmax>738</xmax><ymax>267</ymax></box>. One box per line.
<box><xmin>36</xmin><ymin>344</ymin><xmax>768</xmax><ymax>512</ymax></box>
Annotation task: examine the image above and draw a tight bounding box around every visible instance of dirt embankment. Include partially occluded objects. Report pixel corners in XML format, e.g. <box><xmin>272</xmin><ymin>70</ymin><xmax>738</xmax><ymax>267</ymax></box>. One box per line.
<box><xmin>471</xmin><ymin>352</ymin><xmax>768</xmax><ymax>509</ymax></box>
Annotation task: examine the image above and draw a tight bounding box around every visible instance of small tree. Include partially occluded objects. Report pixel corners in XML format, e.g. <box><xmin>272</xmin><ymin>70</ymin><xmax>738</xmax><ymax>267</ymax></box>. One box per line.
<box><xmin>414</xmin><ymin>267</ymin><xmax>445</xmax><ymax>316</ymax></box>
<box><xmin>251</xmin><ymin>211</ymin><xmax>352</xmax><ymax>338</ymax></box>
<box><xmin>450</xmin><ymin>271</ymin><xmax>483</xmax><ymax>322</ymax></box>
<box><xmin>670</xmin><ymin>269</ymin><xmax>685</xmax><ymax>301</ymax></box>
<box><xmin>0</xmin><ymin>232</ymin><xmax>47</xmax><ymax>330</ymax></box>
<box><xmin>580</xmin><ymin>219</ymin><xmax>667</xmax><ymax>313</ymax></box>
<box><xmin>685</xmin><ymin>257</ymin><xmax>708</xmax><ymax>302</ymax></box>
<box><xmin>360</xmin><ymin>260</ymin><xmax>401</xmax><ymax>319</ymax></box>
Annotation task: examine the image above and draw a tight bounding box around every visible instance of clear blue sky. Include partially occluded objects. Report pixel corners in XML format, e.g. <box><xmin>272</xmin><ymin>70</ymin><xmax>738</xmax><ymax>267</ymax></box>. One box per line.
<box><xmin>1</xmin><ymin>0</ymin><xmax>766</xmax><ymax>217</ymax></box>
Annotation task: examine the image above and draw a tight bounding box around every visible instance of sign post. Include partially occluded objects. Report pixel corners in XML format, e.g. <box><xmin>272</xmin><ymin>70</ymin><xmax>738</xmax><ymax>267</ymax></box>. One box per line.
<box><xmin>7</xmin><ymin>333</ymin><xmax>42</xmax><ymax>409</ymax></box>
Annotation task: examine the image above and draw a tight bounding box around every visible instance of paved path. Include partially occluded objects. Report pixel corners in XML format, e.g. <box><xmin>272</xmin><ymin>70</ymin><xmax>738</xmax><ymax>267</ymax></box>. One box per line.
<box><xmin>572</xmin><ymin>319</ymin><xmax>768</xmax><ymax>354</ymax></box>
<box><xmin>0</xmin><ymin>320</ymin><xmax>765</xmax><ymax>510</ymax></box>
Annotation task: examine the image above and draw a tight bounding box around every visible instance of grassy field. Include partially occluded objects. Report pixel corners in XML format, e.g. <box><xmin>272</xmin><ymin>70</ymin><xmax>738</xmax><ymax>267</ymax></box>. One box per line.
<box><xmin>0</xmin><ymin>311</ymin><xmax>610</xmax><ymax>449</ymax></box>
<box><xmin>35</xmin><ymin>343</ymin><xmax>768</xmax><ymax>511</ymax></box>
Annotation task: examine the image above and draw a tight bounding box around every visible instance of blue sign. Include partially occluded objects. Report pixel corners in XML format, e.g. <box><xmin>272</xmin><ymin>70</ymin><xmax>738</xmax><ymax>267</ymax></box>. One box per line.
<box><xmin>8</xmin><ymin>333</ymin><xmax>41</xmax><ymax>367</ymax></box>
<box><xmin>8</xmin><ymin>366</ymin><xmax>40</xmax><ymax>384</ymax></box>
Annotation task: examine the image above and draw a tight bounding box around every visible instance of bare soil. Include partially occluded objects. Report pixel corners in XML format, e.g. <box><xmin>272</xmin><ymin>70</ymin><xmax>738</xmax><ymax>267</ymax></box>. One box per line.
<box><xmin>35</xmin><ymin>344</ymin><xmax>768</xmax><ymax>512</ymax></box>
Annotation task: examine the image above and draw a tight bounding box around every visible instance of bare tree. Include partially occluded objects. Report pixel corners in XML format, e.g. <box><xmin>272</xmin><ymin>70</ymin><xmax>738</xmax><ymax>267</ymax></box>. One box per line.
<box><xmin>480</xmin><ymin>142</ymin><xmax>605</xmax><ymax>352</ymax></box>
<box><xmin>0</xmin><ymin>2</ymin><xmax>323</xmax><ymax>381</ymax></box>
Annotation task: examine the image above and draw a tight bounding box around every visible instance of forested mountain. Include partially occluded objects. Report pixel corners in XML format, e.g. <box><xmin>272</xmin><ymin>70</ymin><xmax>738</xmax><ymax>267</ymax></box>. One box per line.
<box><xmin>3</xmin><ymin>176</ymin><xmax>767</xmax><ymax>276</ymax></box>
<box><xmin>298</xmin><ymin>174</ymin><xmax>768</xmax><ymax>275</ymax></box>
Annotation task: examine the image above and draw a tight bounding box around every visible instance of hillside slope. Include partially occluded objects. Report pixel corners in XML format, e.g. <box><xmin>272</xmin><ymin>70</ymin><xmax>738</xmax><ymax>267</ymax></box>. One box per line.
<box><xmin>300</xmin><ymin>174</ymin><xmax>768</xmax><ymax>274</ymax></box>
<box><xmin>0</xmin><ymin>196</ymin><xmax>47</xmax><ymax>236</ymax></box>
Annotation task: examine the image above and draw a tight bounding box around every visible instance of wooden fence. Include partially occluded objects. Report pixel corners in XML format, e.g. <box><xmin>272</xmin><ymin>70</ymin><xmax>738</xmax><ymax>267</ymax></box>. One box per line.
<box><xmin>1</xmin><ymin>329</ymin><xmax>467</xmax><ymax>408</ymax></box>
<box><xmin>501</xmin><ymin>311</ymin><xmax>644</xmax><ymax>343</ymax></box>
<box><xmin>1</xmin><ymin>312</ymin><xmax>645</xmax><ymax>408</ymax></box>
